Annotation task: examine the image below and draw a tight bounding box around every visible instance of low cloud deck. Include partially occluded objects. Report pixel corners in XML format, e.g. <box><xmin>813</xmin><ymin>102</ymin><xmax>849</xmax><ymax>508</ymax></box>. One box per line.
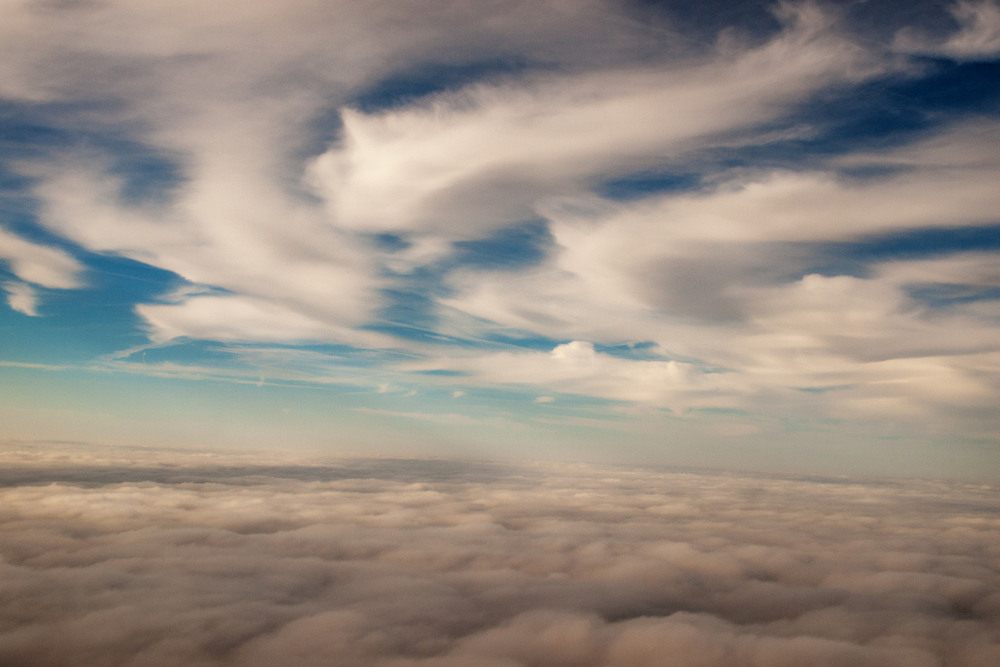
<box><xmin>2</xmin><ymin>453</ymin><xmax>997</xmax><ymax>666</ymax></box>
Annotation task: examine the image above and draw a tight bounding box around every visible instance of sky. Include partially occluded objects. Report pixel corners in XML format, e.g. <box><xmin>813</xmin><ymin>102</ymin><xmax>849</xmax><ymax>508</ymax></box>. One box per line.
<box><xmin>2</xmin><ymin>0</ymin><xmax>1000</xmax><ymax>479</ymax></box>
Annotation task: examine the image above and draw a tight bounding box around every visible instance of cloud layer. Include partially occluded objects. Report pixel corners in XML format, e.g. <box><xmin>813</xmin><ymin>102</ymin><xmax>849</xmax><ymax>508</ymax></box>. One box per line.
<box><xmin>1</xmin><ymin>449</ymin><xmax>997</xmax><ymax>666</ymax></box>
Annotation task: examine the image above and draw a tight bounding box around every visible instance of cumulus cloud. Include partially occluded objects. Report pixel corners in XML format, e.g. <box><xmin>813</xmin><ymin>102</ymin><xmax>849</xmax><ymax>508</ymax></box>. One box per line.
<box><xmin>0</xmin><ymin>449</ymin><xmax>997</xmax><ymax>666</ymax></box>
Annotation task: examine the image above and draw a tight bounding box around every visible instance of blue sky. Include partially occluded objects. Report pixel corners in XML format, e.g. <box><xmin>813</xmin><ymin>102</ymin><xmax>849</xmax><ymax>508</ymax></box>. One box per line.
<box><xmin>2</xmin><ymin>0</ymin><xmax>1000</xmax><ymax>478</ymax></box>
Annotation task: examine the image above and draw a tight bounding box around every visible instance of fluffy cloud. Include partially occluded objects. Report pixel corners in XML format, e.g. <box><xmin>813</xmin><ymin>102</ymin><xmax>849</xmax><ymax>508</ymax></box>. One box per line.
<box><xmin>0</xmin><ymin>449</ymin><xmax>997</xmax><ymax>666</ymax></box>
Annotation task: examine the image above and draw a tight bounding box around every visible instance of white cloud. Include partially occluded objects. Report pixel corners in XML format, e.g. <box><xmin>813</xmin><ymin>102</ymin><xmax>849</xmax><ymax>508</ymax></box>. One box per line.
<box><xmin>444</xmin><ymin>116</ymin><xmax>1000</xmax><ymax>332</ymax></box>
<box><xmin>3</xmin><ymin>0</ymin><xmax>710</xmax><ymax>345</ymax></box>
<box><xmin>0</xmin><ymin>227</ymin><xmax>84</xmax><ymax>316</ymax></box>
<box><xmin>29</xmin><ymin>158</ymin><xmax>380</xmax><ymax>344</ymax></box>
<box><xmin>437</xmin><ymin>117</ymin><xmax>1000</xmax><ymax>428</ymax></box>
<box><xmin>3</xmin><ymin>281</ymin><xmax>39</xmax><ymax>316</ymax></box>
<box><xmin>402</xmin><ymin>341</ymin><xmax>737</xmax><ymax>415</ymax></box>
<box><xmin>307</xmin><ymin>4</ymin><xmax>876</xmax><ymax>239</ymax></box>
<box><xmin>0</xmin><ymin>227</ymin><xmax>83</xmax><ymax>290</ymax></box>
<box><xmin>442</xmin><ymin>266</ymin><xmax>1000</xmax><ymax>428</ymax></box>
<box><xmin>136</xmin><ymin>294</ymin><xmax>380</xmax><ymax>346</ymax></box>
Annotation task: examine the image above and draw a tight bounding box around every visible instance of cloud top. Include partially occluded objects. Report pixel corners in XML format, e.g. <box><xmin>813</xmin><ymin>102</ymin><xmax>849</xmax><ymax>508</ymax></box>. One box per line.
<box><xmin>0</xmin><ymin>449</ymin><xmax>997</xmax><ymax>666</ymax></box>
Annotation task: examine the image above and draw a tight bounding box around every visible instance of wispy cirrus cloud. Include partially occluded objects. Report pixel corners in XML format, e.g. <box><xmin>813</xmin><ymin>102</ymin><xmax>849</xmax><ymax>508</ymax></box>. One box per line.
<box><xmin>307</xmin><ymin>3</ymin><xmax>876</xmax><ymax>240</ymax></box>
<box><xmin>3</xmin><ymin>0</ymin><xmax>666</xmax><ymax>344</ymax></box>
<box><xmin>895</xmin><ymin>0</ymin><xmax>1000</xmax><ymax>60</ymax></box>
